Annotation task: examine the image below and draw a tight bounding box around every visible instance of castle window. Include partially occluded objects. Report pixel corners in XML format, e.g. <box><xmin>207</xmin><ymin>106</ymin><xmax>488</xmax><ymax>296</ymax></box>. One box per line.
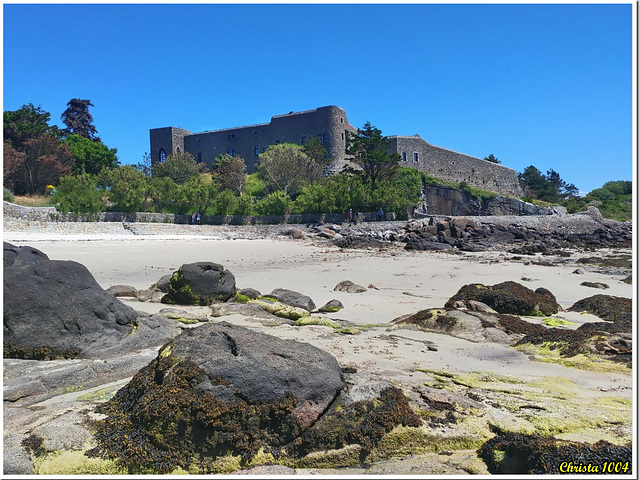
<box><xmin>254</xmin><ymin>130</ymin><xmax>258</xmax><ymax>135</ymax></box>
<box><xmin>413</xmin><ymin>152</ymin><xmax>419</xmax><ymax>162</ymax></box>
<box><xmin>402</xmin><ymin>152</ymin><xmax>407</xmax><ymax>162</ymax></box>
<box><xmin>341</xmin><ymin>132</ymin><xmax>344</xmax><ymax>140</ymax></box>
<box><xmin>340</xmin><ymin>117</ymin><xmax>344</xmax><ymax>123</ymax></box>
<box><xmin>228</xmin><ymin>134</ymin><xmax>234</xmax><ymax>140</ymax></box>
<box><xmin>322</xmin><ymin>134</ymin><xmax>327</xmax><ymax>145</ymax></box>
<box><xmin>176</xmin><ymin>147</ymin><xmax>181</xmax><ymax>153</ymax></box>
<box><xmin>255</xmin><ymin>145</ymin><xmax>260</xmax><ymax>156</ymax></box>
<box><xmin>159</xmin><ymin>148</ymin><xmax>166</xmax><ymax>163</ymax></box>
<box><xmin>301</xmin><ymin>136</ymin><xmax>306</xmax><ymax>146</ymax></box>
<box><xmin>198</xmin><ymin>152</ymin><xmax>202</xmax><ymax>162</ymax></box>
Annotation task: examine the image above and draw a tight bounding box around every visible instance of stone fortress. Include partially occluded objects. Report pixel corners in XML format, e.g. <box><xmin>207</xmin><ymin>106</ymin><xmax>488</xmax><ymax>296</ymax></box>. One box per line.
<box><xmin>150</xmin><ymin>105</ymin><xmax>522</xmax><ymax>196</ymax></box>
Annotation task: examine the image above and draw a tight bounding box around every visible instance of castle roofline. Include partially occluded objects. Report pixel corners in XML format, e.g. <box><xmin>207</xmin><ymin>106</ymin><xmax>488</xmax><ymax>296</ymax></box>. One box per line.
<box><xmin>389</xmin><ymin>134</ymin><xmax>517</xmax><ymax>172</ymax></box>
<box><xmin>187</xmin><ymin>105</ymin><xmax>345</xmax><ymax>136</ymax></box>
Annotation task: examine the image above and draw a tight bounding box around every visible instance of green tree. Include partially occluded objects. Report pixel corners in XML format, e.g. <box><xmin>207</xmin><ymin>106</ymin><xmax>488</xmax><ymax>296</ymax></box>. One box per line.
<box><xmin>61</xmin><ymin>98</ymin><xmax>98</xmax><ymax>140</ymax></box>
<box><xmin>52</xmin><ymin>173</ymin><xmax>106</xmax><ymax>214</ymax></box>
<box><xmin>212</xmin><ymin>154</ymin><xmax>247</xmax><ymax>195</ymax></box>
<box><xmin>105</xmin><ymin>166</ymin><xmax>149</xmax><ymax>213</ymax></box>
<box><xmin>345</xmin><ymin>121</ymin><xmax>400</xmax><ymax>189</ymax></box>
<box><xmin>148</xmin><ymin>176</ymin><xmax>182</xmax><ymax>213</ymax></box>
<box><xmin>483</xmin><ymin>154</ymin><xmax>500</xmax><ymax>164</ymax></box>
<box><xmin>4</xmin><ymin>103</ymin><xmax>60</xmax><ymax>150</ymax></box>
<box><xmin>152</xmin><ymin>151</ymin><xmax>202</xmax><ymax>185</ymax></box>
<box><xmin>258</xmin><ymin>143</ymin><xmax>316</xmax><ymax>196</ymax></box>
<box><xmin>64</xmin><ymin>134</ymin><xmax>119</xmax><ymax>175</ymax></box>
<box><xmin>182</xmin><ymin>177</ymin><xmax>212</xmax><ymax>214</ymax></box>
<box><xmin>303</xmin><ymin>136</ymin><xmax>331</xmax><ymax>177</ymax></box>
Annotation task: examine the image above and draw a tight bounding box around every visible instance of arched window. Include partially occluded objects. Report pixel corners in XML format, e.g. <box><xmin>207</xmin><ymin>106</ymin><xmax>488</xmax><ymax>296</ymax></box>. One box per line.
<box><xmin>176</xmin><ymin>147</ymin><xmax>181</xmax><ymax>153</ymax></box>
<box><xmin>159</xmin><ymin>148</ymin><xmax>166</xmax><ymax>163</ymax></box>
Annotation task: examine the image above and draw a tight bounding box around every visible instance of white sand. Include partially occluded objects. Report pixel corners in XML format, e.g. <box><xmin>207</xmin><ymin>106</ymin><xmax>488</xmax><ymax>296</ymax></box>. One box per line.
<box><xmin>6</xmin><ymin>235</ymin><xmax>632</xmax><ymax>399</ymax></box>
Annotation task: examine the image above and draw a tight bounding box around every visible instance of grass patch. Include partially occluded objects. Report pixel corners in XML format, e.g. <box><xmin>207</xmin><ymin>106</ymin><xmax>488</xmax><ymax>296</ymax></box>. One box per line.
<box><xmin>12</xmin><ymin>194</ymin><xmax>53</xmax><ymax>207</ymax></box>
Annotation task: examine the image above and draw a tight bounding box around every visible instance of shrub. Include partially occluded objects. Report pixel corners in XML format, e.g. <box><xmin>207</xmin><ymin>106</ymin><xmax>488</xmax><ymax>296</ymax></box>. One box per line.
<box><xmin>3</xmin><ymin>187</ymin><xmax>15</xmax><ymax>202</ymax></box>
<box><xmin>52</xmin><ymin>174</ymin><xmax>106</xmax><ymax>214</ymax></box>
<box><xmin>255</xmin><ymin>191</ymin><xmax>292</xmax><ymax>215</ymax></box>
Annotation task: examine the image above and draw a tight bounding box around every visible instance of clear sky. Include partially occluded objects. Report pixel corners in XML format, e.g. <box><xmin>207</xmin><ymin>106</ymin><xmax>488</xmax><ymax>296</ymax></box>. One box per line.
<box><xmin>3</xmin><ymin>3</ymin><xmax>634</xmax><ymax>194</ymax></box>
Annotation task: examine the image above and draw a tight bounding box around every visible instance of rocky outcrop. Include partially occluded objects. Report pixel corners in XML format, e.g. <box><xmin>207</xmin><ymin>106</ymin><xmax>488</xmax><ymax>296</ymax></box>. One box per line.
<box><xmin>445</xmin><ymin>281</ymin><xmax>561</xmax><ymax>316</ymax></box>
<box><xmin>3</xmin><ymin>242</ymin><xmax>140</xmax><ymax>360</ymax></box>
<box><xmin>420</xmin><ymin>186</ymin><xmax>563</xmax><ymax>216</ymax></box>
<box><xmin>161</xmin><ymin>262</ymin><xmax>236</xmax><ymax>305</ymax></box>
<box><xmin>88</xmin><ymin>322</ymin><xmax>343</xmax><ymax>472</ymax></box>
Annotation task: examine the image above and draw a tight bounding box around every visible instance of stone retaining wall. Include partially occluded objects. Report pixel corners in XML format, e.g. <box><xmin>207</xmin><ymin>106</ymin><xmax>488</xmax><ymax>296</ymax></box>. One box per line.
<box><xmin>3</xmin><ymin>202</ymin><xmax>398</xmax><ymax>225</ymax></box>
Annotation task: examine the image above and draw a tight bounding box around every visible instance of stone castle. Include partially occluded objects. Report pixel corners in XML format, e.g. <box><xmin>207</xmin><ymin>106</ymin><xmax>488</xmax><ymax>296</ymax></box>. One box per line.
<box><xmin>150</xmin><ymin>105</ymin><xmax>522</xmax><ymax>196</ymax></box>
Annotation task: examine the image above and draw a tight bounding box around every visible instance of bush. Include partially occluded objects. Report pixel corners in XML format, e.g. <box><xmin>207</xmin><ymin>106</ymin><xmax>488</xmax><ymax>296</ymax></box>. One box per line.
<box><xmin>255</xmin><ymin>191</ymin><xmax>292</xmax><ymax>215</ymax></box>
<box><xmin>52</xmin><ymin>174</ymin><xmax>106</xmax><ymax>214</ymax></box>
<box><xmin>3</xmin><ymin>187</ymin><xmax>15</xmax><ymax>203</ymax></box>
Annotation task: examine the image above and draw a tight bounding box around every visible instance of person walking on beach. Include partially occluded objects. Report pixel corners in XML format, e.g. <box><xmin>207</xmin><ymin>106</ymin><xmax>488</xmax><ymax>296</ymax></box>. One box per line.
<box><xmin>191</xmin><ymin>212</ymin><xmax>196</xmax><ymax>225</ymax></box>
<box><xmin>377</xmin><ymin>207</ymin><xmax>384</xmax><ymax>222</ymax></box>
<box><xmin>196</xmin><ymin>211</ymin><xmax>201</xmax><ymax>225</ymax></box>
<box><xmin>347</xmin><ymin>208</ymin><xmax>353</xmax><ymax>224</ymax></box>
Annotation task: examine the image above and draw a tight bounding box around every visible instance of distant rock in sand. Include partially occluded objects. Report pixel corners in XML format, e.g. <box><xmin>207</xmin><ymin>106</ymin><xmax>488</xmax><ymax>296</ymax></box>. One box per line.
<box><xmin>106</xmin><ymin>284</ymin><xmax>138</xmax><ymax>297</ymax></box>
<box><xmin>334</xmin><ymin>280</ymin><xmax>367</xmax><ymax>293</ymax></box>
<box><xmin>161</xmin><ymin>262</ymin><xmax>236</xmax><ymax>305</ymax></box>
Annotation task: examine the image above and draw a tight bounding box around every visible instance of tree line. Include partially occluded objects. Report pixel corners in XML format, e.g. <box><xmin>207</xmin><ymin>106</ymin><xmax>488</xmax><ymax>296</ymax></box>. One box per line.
<box><xmin>3</xmin><ymin>100</ymin><xmax>632</xmax><ymax>221</ymax></box>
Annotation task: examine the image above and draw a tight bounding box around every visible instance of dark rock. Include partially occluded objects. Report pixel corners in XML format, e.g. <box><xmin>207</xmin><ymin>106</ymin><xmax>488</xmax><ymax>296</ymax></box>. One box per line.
<box><xmin>106</xmin><ymin>284</ymin><xmax>138</xmax><ymax>297</ymax></box>
<box><xmin>161</xmin><ymin>262</ymin><xmax>236</xmax><ymax>305</ymax></box>
<box><xmin>88</xmin><ymin>322</ymin><xmax>343</xmax><ymax>472</ymax></box>
<box><xmin>334</xmin><ymin>280</ymin><xmax>367</xmax><ymax>293</ymax></box>
<box><xmin>237</xmin><ymin>288</ymin><xmax>261</xmax><ymax>300</ymax></box>
<box><xmin>269</xmin><ymin>288</ymin><xmax>316</xmax><ymax>312</ymax></box>
<box><xmin>3</xmin><ymin>243</ymin><xmax>139</xmax><ymax>360</ymax></box>
<box><xmin>154</xmin><ymin>274</ymin><xmax>172</xmax><ymax>293</ymax></box>
<box><xmin>580</xmin><ymin>281</ymin><xmax>610</xmax><ymax>290</ymax></box>
<box><xmin>3</xmin><ymin>242</ymin><xmax>49</xmax><ymax>268</ymax></box>
<box><xmin>568</xmin><ymin>294</ymin><xmax>632</xmax><ymax>329</ymax></box>
<box><xmin>318</xmin><ymin>299</ymin><xmax>344</xmax><ymax>313</ymax></box>
<box><xmin>478</xmin><ymin>432</ymin><xmax>632</xmax><ymax>474</ymax></box>
<box><xmin>445</xmin><ymin>281</ymin><xmax>561</xmax><ymax>316</ymax></box>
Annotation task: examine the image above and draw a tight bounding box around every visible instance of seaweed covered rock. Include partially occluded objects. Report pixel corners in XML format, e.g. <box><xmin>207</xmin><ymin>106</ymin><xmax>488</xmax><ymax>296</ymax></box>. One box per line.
<box><xmin>392</xmin><ymin>308</ymin><xmax>539</xmax><ymax>344</ymax></box>
<box><xmin>88</xmin><ymin>322</ymin><xmax>343</xmax><ymax>472</ymax></box>
<box><xmin>161</xmin><ymin>262</ymin><xmax>236</xmax><ymax>305</ymax></box>
<box><xmin>3</xmin><ymin>242</ymin><xmax>139</xmax><ymax>360</ymax></box>
<box><xmin>268</xmin><ymin>288</ymin><xmax>316</xmax><ymax>312</ymax></box>
<box><xmin>445</xmin><ymin>281</ymin><xmax>560</xmax><ymax>316</ymax></box>
<box><xmin>568</xmin><ymin>294</ymin><xmax>632</xmax><ymax>329</ymax></box>
<box><xmin>478</xmin><ymin>432</ymin><xmax>632</xmax><ymax>474</ymax></box>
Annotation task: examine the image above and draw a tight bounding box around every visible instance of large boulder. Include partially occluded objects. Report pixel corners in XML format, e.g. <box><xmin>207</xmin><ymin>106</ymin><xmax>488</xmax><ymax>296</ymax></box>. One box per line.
<box><xmin>3</xmin><ymin>242</ymin><xmax>139</xmax><ymax>360</ymax></box>
<box><xmin>268</xmin><ymin>288</ymin><xmax>316</xmax><ymax>311</ymax></box>
<box><xmin>88</xmin><ymin>322</ymin><xmax>344</xmax><ymax>472</ymax></box>
<box><xmin>161</xmin><ymin>262</ymin><xmax>236</xmax><ymax>305</ymax></box>
<box><xmin>445</xmin><ymin>281</ymin><xmax>560</xmax><ymax>316</ymax></box>
<box><xmin>334</xmin><ymin>280</ymin><xmax>367</xmax><ymax>293</ymax></box>
<box><xmin>568</xmin><ymin>294</ymin><xmax>632</xmax><ymax>329</ymax></box>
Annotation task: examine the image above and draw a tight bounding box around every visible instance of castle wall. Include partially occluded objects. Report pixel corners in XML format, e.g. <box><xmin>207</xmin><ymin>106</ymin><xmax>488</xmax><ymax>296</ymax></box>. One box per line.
<box><xmin>162</xmin><ymin>106</ymin><xmax>356</xmax><ymax>173</ymax></box>
<box><xmin>149</xmin><ymin>127</ymin><xmax>192</xmax><ymax>165</ymax></box>
<box><xmin>388</xmin><ymin>136</ymin><xmax>522</xmax><ymax>196</ymax></box>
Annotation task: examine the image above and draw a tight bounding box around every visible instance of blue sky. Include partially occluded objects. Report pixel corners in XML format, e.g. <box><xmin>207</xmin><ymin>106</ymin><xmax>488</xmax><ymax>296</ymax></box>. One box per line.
<box><xmin>3</xmin><ymin>3</ymin><xmax>634</xmax><ymax>194</ymax></box>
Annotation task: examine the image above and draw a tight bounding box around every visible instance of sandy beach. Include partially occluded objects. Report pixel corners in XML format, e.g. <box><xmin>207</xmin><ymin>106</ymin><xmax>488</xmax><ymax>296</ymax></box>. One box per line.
<box><xmin>3</xmin><ymin>222</ymin><xmax>635</xmax><ymax>475</ymax></box>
